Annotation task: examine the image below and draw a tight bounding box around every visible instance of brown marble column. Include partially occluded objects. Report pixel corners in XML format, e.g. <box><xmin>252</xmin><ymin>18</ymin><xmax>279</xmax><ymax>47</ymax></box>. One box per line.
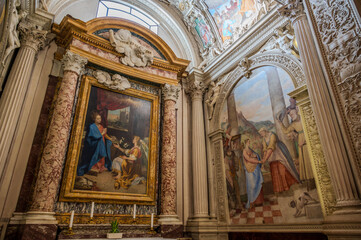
<box><xmin>26</xmin><ymin>50</ymin><xmax>87</xmax><ymax>220</ymax></box>
<box><xmin>159</xmin><ymin>83</ymin><xmax>181</xmax><ymax>224</ymax></box>
<box><xmin>278</xmin><ymin>0</ymin><xmax>361</xmax><ymax>214</ymax></box>
<box><xmin>187</xmin><ymin>70</ymin><xmax>209</xmax><ymax>220</ymax></box>
<box><xmin>0</xmin><ymin>21</ymin><xmax>47</xmax><ymax>182</ymax></box>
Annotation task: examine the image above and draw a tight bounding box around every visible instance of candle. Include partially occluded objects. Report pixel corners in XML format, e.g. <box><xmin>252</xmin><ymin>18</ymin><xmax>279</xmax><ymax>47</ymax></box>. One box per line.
<box><xmin>150</xmin><ymin>213</ymin><xmax>154</xmax><ymax>228</ymax></box>
<box><xmin>133</xmin><ymin>204</ymin><xmax>136</xmax><ymax>219</ymax></box>
<box><xmin>90</xmin><ymin>202</ymin><xmax>94</xmax><ymax>218</ymax></box>
<box><xmin>69</xmin><ymin>210</ymin><xmax>74</xmax><ymax>228</ymax></box>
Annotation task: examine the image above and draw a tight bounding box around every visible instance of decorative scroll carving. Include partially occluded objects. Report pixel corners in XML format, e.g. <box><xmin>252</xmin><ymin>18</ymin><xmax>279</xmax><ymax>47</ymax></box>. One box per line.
<box><xmin>162</xmin><ymin>83</ymin><xmax>180</xmax><ymax>102</ymax></box>
<box><xmin>62</xmin><ymin>50</ymin><xmax>88</xmax><ymax>75</ymax></box>
<box><xmin>1</xmin><ymin>1</ymin><xmax>27</xmax><ymax>65</ymax></box>
<box><xmin>205</xmin><ymin>81</ymin><xmax>222</xmax><ymax>120</ymax></box>
<box><xmin>300</xmin><ymin>101</ymin><xmax>336</xmax><ymax>215</ymax></box>
<box><xmin>251</xmin><ymin>53</ymin><xmax>305</xmax><ymax>86</ymax></box>
<box><xmin>109</xmin><ymin>29</ymin><xmax>154</xmax><ymax>67</ymax></box>
<box><xmin>338</xmin><ymin>72</ymin><xmax>361</xmax><ymax>163</ymax></box>
<box><xmin>93</xmin><ymin>70</ymin><xmax>131</xmax><ymax>91</ymax></box>
<box><xmin>239</xmin><ymin>57</ymin><xmax>252</xmax><ymax>78</ymax></box>
<box><xmin>260</xmin><ymin>24</ymin><xmax>300</xmax><ymax>58</ymax></box>
<box><xmin>309</xmin><ymin>0</ymin><xmax>361</xmax><ymax>175</ymax></box>
<box><xmin>214</xmin><ymin>141</ymin><xmax>226</xmax><ymax>222</ymax></box>
<box><xmin>278</xmin><ymin>0</ymin><xmax>305</xmax><ymax>23</ymax></box>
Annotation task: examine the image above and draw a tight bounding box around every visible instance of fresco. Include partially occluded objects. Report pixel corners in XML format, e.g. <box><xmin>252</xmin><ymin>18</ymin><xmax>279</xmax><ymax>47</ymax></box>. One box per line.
<box><xmin>195</xmin><ymin>17</ymin><xmax>212</xmax><ymax>48</ymax></box>
<box><xmin>220</xmin><ymin>66</ymin><xmax>323</xmax><ymax>224</ymax></box>
<box><xmin>205</xmin><ymin>0</ymin><xmax>257</xmax><ymax>41</ymax></box>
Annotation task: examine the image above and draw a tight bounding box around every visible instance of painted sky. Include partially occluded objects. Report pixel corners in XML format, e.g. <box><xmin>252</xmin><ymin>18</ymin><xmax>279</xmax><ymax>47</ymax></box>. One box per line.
<box><xmin>221</xmin><ymin>66</ymin><xmax>294</xmax><ymax>124</ymax></box>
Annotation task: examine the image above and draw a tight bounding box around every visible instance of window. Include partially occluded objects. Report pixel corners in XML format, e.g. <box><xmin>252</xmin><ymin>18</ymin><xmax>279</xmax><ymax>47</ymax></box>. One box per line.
<box><xmin>97</xmin><ymin>0</ymin><xmax>159</xmax><ymax>34</ymax></box>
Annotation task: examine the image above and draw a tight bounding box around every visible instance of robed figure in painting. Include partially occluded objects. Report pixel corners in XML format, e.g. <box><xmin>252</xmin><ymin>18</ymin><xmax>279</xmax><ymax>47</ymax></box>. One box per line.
<box><xmin>113</xmin><ymin>136</ymin><xmax>144</xmax><ymax>189</ymax></box>
<box><xmin>259</xmin><ymin>127</ymin><xmax>301</xmax><ymax>193</ymax></box>
<box><xmin>77</xmin><ymin>112</ymin><xmax>113</xmax><ymax>176</ymax></box>
<box><xmin>243</xmin><ymin>139</ymin><xmax>264</xmax><ymax>209</ymax></box>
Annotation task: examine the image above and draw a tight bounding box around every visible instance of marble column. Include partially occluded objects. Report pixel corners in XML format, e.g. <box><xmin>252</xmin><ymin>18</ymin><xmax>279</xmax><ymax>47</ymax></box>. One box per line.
<box><xmin>187</xmin><ymin>71</ymin><xmax>209</xmax><ymax>220</ymax></box>
<box><xmin>279</xmin><ymin>0</ymin><xmax>361</xmax><ymax>214</ymax></box>
<box><xmin>0</xmin><ymin>21</ymin><xmax>47</xmax><ymax>181</ymax></box>
<box><xmin>159</xmin><ymin>83</ymin><xmax>181</xmax><ymax>224</ymax></box>
<box><xmin>27</xmin><ymin>51</ymin><xmax>87</xmax><ymax>220</ymax></box>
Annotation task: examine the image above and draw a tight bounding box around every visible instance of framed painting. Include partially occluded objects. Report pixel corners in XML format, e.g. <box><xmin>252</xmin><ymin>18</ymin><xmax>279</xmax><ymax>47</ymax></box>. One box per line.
<box><xmin>60</xmin><ymin>75</ymin><xmax>159</xmax><ymax>204</ymax></box>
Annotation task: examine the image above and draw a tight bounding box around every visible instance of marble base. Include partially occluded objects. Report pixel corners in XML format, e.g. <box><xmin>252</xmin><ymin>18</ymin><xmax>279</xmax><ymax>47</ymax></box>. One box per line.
<box><xmin>58</xmin><ymin>224</ymin><xmax>162</xmax><ymax>239</ymax></box>
<box><xmin>160</xmin><ymin>224</ymin><xmax>183</xmax><ymax>238</ymax></box>
<box><xmin>158</xmin><ymin>215</ymin><xmax>182</xmax><ymax>225</ymax></box>
<box><xmin>5</xmin><ymin>224</ymin><xmax>57</xmax><ymax>240</ymax></box>
<box><xmin>10</xmin><ymin>211</ymin><xmax>58</xmax><ymax>224</ymax></box>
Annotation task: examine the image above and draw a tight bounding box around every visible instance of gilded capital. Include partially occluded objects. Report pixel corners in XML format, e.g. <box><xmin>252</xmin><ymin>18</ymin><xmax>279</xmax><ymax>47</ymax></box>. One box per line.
<box><xmin>61</xmin><ymin>50</ymin><xmax>88</xmax><ymax>75</ymax></box>
<box><xmin>18</xmin><ymin>20</ymin><xmax>48</xmax><ymax>52</ymax></box>
<box><xmin>162</xmin><ymin>84</ymin><xmax>180</xmax><ymax>102</ymax></box>
<box><xmin>278</xmin><ymin>0</ymin><xmax>306</xmax><ymax>24</ymax></box>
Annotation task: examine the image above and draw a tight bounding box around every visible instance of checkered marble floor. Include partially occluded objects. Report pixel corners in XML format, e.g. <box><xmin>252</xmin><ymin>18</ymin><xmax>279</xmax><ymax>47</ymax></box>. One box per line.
<box><xmin>231</xmin><ymin>197</ymin><xmax>283</xmax><ymax>224</ymax></box>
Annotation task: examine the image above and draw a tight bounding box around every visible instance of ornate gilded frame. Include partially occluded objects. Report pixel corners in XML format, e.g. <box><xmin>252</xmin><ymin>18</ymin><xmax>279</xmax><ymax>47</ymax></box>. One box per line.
<box><xmin>59</xmin><ymin>75</ymin><xmax>159</xmax><ymax>204</ymax></box>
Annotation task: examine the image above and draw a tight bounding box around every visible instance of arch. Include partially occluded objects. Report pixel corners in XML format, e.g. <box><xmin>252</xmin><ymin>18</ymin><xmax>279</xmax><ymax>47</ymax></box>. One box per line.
<box><xmin>210</xmin><ymin>51</ymin><xmax>306</xmax><ymax>133</ymax></box>
<box><xmin>48</xmin><ymin>0</ymin><xmax>201</xmax><ymax>67</ymax></box>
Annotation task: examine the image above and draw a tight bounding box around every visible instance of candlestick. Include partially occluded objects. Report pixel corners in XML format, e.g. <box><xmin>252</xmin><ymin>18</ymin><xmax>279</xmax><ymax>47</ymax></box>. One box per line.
<box><xmin>69</xmin><ymin>210</ymin><xmax>74</xmax><ymax>228</ymax></box>
<box><xmin>150</xmin><ymin>213</ymin><xmax>154</xmax><ymax>228</ymax></box>
<box><xmin>90</xmin><ymin>202</ymin><xmax>94</xmax><ymax>218</ymax></box>
<box><xmin>133</xmin><ymin>204</ymin><xmax>136</xmax><ymax>219</ymax></box>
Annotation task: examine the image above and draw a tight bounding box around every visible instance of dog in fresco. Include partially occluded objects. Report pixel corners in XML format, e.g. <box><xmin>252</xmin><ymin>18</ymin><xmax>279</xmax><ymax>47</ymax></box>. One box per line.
<box><xmin>289</xmin><ymin>192</ymin><xmax>318</xmax><ymax>217</ymax></box>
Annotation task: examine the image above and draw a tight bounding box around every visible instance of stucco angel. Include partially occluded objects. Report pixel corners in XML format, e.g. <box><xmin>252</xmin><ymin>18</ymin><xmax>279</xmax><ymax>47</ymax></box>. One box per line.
<box><xmin>205</xmin><ymin>81</ymin><xmax>222</xmax><ymax>120</ymax></box>
<box><xmin>109</xmin><ymin>29</ymin><xmax>153</xmax><ymax>67</ymax></box>
<box><xmin>2</xmin><ymin>2</ymin><xmax>27</xmax><ymax>66</ymax></box>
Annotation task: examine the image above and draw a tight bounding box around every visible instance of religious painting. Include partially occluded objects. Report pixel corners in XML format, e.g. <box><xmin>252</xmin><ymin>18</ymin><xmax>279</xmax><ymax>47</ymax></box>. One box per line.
<box><xmin>195</xmin><ymin>17</ymin><xmax>212</xmax><ymax>48</ymax></box>
<box><xmin>205</xmin><ymin>0</ymin><xmax>257</xmax><ymax>42</ymax></box>
<box><xmin>60</xmin><ymin>75</ymin><xmax>159</xmax><ymax>204</ymax></box>
<box><xmin>220</xmin><ymin>66</ymin><xmax>323</xmax><ymax>224</ymax></box>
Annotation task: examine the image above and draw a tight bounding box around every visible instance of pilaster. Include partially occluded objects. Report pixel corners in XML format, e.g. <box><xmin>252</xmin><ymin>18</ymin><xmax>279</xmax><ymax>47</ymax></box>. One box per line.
<box><xmin>0</xmin><ymin>21</ymin><xmax>48</xmax><ymax>182</ymax></box>
<box><xmin>185</xmin><ymin>69</ymin><xmax>209</xmax><ymax>220</ymax></box>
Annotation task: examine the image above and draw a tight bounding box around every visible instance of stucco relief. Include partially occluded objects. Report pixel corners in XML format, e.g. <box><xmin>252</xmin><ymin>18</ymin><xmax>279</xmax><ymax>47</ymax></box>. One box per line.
<box><xmin>214</xmin><ymin>141</ymin><xmax>227</xmax><ymax>223</ymax></box>
<box><xmin>308</xmin><ymin>0</ymin><xmax>361</xmax><ymax>175</ymax></box>
<box><xmin>109</xmin><ymin>29</ymin><xmax>154</xmax><ymax>67</ymax></box>
<box><xmin>260</xmin><ymin>24</ymin><xmax>300</xmax><ymax>58</ymax></box>
<box><xmin>92</xmin><ymin>70</ymin><xmax>131</xmax><ymax>91</ymax></box>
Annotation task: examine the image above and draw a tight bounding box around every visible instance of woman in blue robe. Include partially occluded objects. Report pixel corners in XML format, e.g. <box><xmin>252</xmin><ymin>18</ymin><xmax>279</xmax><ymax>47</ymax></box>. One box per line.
<box><xmin>77</xmin><ymin>112</ymin><xmax>112</xmax><ymax>176</ymax></box>
<box><xmin>242</xmin><ymin>139</ymin><xmax>264</xmax><ymax>209</ymax></box>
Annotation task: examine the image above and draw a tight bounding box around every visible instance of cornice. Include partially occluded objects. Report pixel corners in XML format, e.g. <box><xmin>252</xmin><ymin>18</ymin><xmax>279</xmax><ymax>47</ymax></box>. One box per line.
<box><xmin>52</xmin><ymin>15</ymin><xmax>190</xmax><ymax>84</ymax></box>
<box><xmin>69</xmin><ymin>45</ymin><xmax>178</xmax><ymax>86</ymax></box>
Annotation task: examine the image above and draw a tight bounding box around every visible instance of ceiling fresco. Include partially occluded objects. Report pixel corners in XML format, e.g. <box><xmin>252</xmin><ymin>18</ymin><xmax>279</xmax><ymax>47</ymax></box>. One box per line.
<box><xmin>205</xmin><ymin>0</ymin><xmax>257</xmax><ymax>42</ymax></box>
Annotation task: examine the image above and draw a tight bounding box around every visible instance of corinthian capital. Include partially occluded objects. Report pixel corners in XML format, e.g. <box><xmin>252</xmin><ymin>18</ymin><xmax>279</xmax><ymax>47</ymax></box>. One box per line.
<box><xmin>184</xmin><ymin>68</ymin><xmax>206</xmax><ymax>100</ymax></box>
<box><xmin>61</xmin><ymin>50</ymin><xmax>88</xmax><ymax>75</ymax></box>
<box><xmin>162</xmin><ymin>84</ymin><xmax>180</xmax><ymax>102</ymax></box>
<box><xmin>278</xmin><ymin>0</ymin><xmax>305</xmax><ymax>24</ymax></box>
<box><xmin>187</xmin><ymin>79</ymin><xmax>206</xmax><ymax>100</ymax></box>
<box><xmin>18</xmin><ymin>20</ymin><xmax>48</xmax><ymax>52</ymax></box>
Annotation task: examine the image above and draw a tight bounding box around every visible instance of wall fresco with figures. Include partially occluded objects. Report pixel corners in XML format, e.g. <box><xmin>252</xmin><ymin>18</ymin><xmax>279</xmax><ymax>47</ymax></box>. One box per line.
<box><xmin>220</xmin><ymin>66</ymin><xmax>323</xmax><ymax>224</ymax></box>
